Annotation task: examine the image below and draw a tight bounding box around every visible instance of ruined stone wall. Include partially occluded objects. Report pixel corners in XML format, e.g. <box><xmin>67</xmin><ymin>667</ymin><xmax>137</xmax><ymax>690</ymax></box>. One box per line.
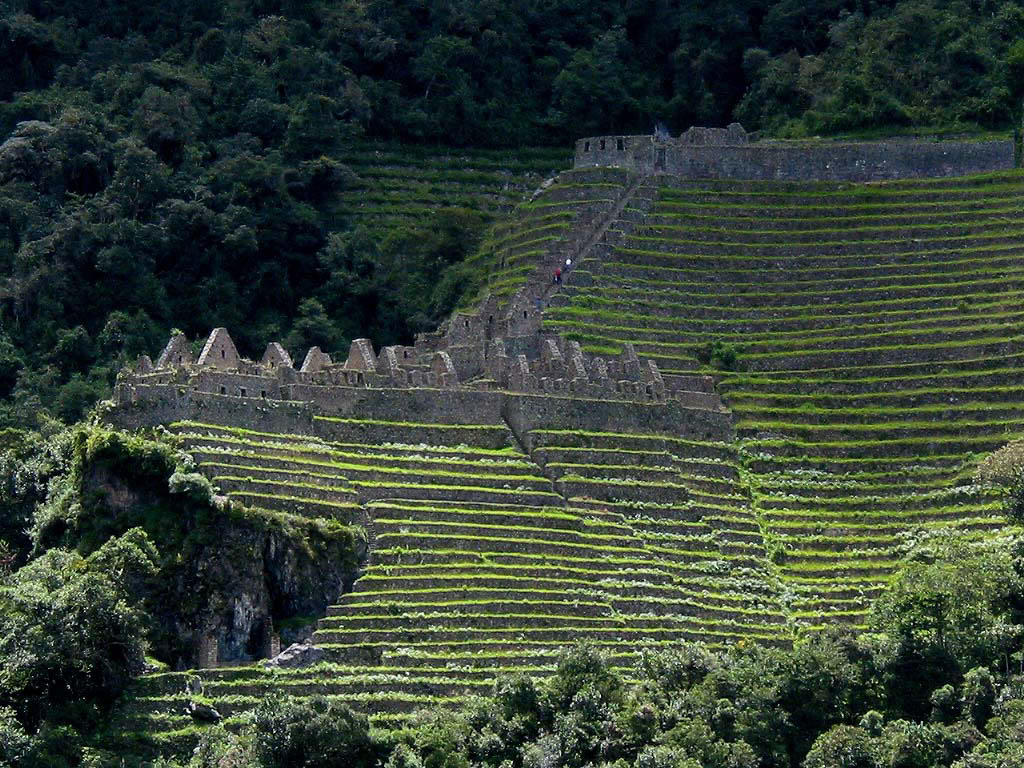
<box><xmin>110</xmin><ymin>387</ymin><xmax>319</xmax><ymax>435</ymax></box>
<box><xmin>108</xmin><ymin>383</ymin><xmax>728</xmax><ymax>443</ymax></box>
<box><xmin>574</xmin><ymin>134</ymin><xmax>1015</xmax><ymax>181</ymax></box>
<box><xmin>503</xmin><ymin>393</ymin><xmax>732</xmax><ymax>443</ymax></box>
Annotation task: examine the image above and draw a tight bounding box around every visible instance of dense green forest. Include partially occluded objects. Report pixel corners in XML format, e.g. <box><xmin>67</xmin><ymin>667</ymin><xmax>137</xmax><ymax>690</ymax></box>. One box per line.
<box><xmin>2</xmin><ymin>0</ymin><xmax>1024</xmax><ymax>426</ymax></box>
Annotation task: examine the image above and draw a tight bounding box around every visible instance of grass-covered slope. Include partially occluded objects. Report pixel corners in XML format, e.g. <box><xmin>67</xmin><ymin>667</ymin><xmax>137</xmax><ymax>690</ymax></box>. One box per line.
<box><xmin>114</xmin><ymin>413</ymin><xmax>786</xmax><ymax>750</ymax></box>
<box><xmin>545</xmin><ymin>170</ymin><xmax>1022</xmax><ymax>630</ymax></box>
<box><xmin>335</xmin><ymin>144</ymin><xmax>570</xmax><ymax>234</ymax></box>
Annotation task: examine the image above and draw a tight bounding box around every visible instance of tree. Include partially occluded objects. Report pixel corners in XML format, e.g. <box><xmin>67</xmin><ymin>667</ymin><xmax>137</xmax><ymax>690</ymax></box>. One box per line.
<box><xmin>803</xmin><ymin>725</ymin><xmax>879</xmax><ymax>768</ymax></box>
<box><xmin>0</xmin><ymin>528</ymin><xmax>157</xmax><ymax>733</ymax></box>
<box><xmin>870</xmin><ymin>533</ymin><xmax>1024</xmax><ymax>717</ymax></box>
<box><xmin>1006</xmin><ymin>40</ymin><xmax>1024</xmax><ymax>159</ymax></box>
<box><xmin>250</xmin><ymin>695</ymin><xmax>378</xmax><ymax>768</ymax></box>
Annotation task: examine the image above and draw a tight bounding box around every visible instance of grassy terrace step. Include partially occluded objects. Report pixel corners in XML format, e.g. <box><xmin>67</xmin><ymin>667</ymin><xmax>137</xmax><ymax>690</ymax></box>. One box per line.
<box><xmin>313</xmin><ymin>624</ymin><xmax>788</xmax><ymax>647</ymax></box>
<box><xmin>373</xmin><ymin>519</ymin><xmax>639</xmax><ymax>550</ymax></box>
<box><xmin>568</xmin><ymin>284</ymin><xmax>1024</xmax><ymax>331</ymax></box>
<box><xmin>368</xmin><ymin>503</ymin><xmax>630</xmax><ymax>535</ymax></box>
<box><xmin>171</xmin><ymin>421</ymin><xmax>524</xmax><ymax>460</ymax></box>
<box><xmin>335</xmin><ymin>592</ymin><xmax>617</xmax><ymax>612</ymax></box>
<box><xmin>759</xmin><ymin>502</ymin><xmax>1002</xmax><ymax>526</ymax></box>
<box><xmin>584</xmin><ymin>288</ymin><xmax>1022</xmax><ymax>326</ymax></box>
<box><xmin>736</xmin><ymin>415</ymin><xmax>1024</xmax><ymax>442</ymax></box>
<box><xmin>350</xmin><ymin>565</ymin><xmax>779</xmax><ymax>601</ymax></box>
<box><xmin>602</xmin><ymin>249</ymin><xmax>1024</xmax><ymax>285</ymax></box>
<box><xmin>561</xmin><ymin>325</ymin><xmax>1020</xmax><ymax>367</ymax></box>
<box><xmin>191</xmin><ymin>452</ymin><xmax>553</xmax><ymax>495</ymax></box>
<box><xmin>753</xmin><ymin>476</ymin><xmax>988</xmax><ymax>497</ymax></box>
<box><xmin>312</xmin><ymin>416</ymin><xmax>514</xmax><ymax>450</ymax></box>
<box><xmin>571</xmin><ymin>277</ymin><xmax>1024</xmax><ymax>318</ymax></box>
<box><xmin>371</xmin><ymin>529</ymin><xmax>648</xmax><ymax>559</ymax></box>
<box><xmin>527</xmin><ymin>429</ymin><xmax>736</xmax><ymax>459</ymax></box>
<box><xmin>551</xmin><ymin>295</ymin><xmax>1024</xmax><ymax>342</ymax></box>
<box><xmin>549</xmin><ymin>300</ymin><xmax>1024</xmax><ymax>344</ymax></box>
<box><xmin>369</xmin><ymin>548</ymin><xmax>773</xmax><ymax>587</ymax></box>
<box><xmin>618</xmin><ymin>228</ymin><xmax>1024</xmax><ymax>260</ymax></box>
<box><xmin>645</xmin><ymin>203</ymin><xmax>1024</xmax><ymax>230</ymax></box>
<box><xmin>717</xmin><ymin>353</ymin><xmax>1024</xmax><ymax>388</ymax></box>
<box><xmin>657</xmin><ymin>173</ymin><xmax>1024</xmax><ymax>202</ymax></box>
<box><xmin>632</xmin><ymin>218</ymin><xmax>1024</xmax><ymax>248</ymax></box>
<box><xmin>724</xmin><ymin>384</ymin><xmax>1024</xmax><ymax>410</ymax></box>
<box><xmin>178</xmin><ymin>434</ymin><xmax>537</xmax><ymax>476</ymax></box>
<box><xmin>211</xmin><ymin>475</ymin><xmax>357</xmax><ymax>504</ymax></box>
<box><xmin>603</xmin><ymin>240</ymin><xmax>1024</xmax><ymax>275</ymax></box>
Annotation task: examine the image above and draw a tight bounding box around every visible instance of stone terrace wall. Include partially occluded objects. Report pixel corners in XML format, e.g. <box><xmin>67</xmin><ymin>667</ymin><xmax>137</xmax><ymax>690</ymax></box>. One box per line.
<box><xmin>574</xmin><ymin>134</ymin><xmax>1015</xmax><ymax>181</ymax></box>
<box><xmin>108</xmin><ymin>386</ymin><xmax>732</xmax><ymax>443</ymax></box>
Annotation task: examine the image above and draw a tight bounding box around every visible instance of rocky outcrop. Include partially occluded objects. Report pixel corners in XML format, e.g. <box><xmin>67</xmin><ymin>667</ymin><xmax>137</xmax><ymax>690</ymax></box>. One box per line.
<box><xmin>263</xmin><ymin>639</ymin><xmax>325</xmax><ymax>669</ymax></box>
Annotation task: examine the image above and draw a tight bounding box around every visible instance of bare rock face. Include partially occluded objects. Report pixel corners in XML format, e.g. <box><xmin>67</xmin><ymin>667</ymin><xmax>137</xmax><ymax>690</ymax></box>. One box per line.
<box><xmin>262</xmin><ymin>639</ymin><xmax>324</xmax><ymax>669</ymax></box>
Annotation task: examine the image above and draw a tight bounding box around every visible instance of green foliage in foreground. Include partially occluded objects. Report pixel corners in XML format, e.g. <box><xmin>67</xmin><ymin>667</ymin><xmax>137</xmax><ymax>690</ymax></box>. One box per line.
<box><xmin>0</xmin><ymin>423</ymin><xmax>364</xmax><ymax>767</ymax></box>
<box><xmin>81</xmin><ymin>527</ymin><xmax>1020</xmax><ymax>768</ymax></box>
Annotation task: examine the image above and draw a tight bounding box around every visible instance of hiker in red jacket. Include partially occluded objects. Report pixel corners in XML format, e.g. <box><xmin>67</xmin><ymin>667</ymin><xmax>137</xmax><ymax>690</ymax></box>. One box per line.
<box><xmin>553</xmin><ymin>267</ymin><xmax>562</xmax><ymax>284</ymax></box>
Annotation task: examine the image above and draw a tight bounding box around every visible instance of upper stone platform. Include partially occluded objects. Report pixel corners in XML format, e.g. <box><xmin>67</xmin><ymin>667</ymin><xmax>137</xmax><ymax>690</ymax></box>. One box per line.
<box><xmin>574</xmin><ymin>123</ymin><xmax>1015</xmax><ymax>182</ymax></box>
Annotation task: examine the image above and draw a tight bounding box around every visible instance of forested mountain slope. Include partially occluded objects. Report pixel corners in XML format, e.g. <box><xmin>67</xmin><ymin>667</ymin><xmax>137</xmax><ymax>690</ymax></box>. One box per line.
<box><xmin>2</xmin><ymin>0</ymin><xmax>1023</xmax><ymax>428</ymax></box>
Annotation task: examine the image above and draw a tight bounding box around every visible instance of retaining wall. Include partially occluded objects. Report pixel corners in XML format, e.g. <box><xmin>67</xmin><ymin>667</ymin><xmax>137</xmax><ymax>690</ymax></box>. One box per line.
<box><xmin>574</xmin><ymin>135</ymin><xmax>1015</xmax><ymax>181</ymax></box>
<box><xmin>108</xmin><ymin>385</ymin><xmax>730</xmax><ymax>444</ymax></box>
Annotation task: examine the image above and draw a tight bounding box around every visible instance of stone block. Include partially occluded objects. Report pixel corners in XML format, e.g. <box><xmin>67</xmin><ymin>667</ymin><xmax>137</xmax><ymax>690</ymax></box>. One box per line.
<box><xmin>431</xmin><ymin>351</ymin><xmax>458</xmax><ymax>382</ymax></box>
<box><xmin>197</xmin><ymin>328</ymin><xmax>241</xmax><ymax>370</ymax></box>
<box><xmin>156</xmin><ymin>333</ymin><xmax>193</xmax><ymax>369</ymax></box>
<box><xmin>301</xmin><ymin>346</ymin><xmax>332</xmax><ymax>374</ymax></box>
<box><xmin>261</xmin><ymin>342</ymin><xmax>293</xmax><ymax>371</ymax></box>
<box><xmin>377</xmin><ymin>346</ymin><xmax>401</xmax><ymax>376</ymax></box>
<box><xmin>345</xmin><ymin>339</ymin><xmax>377</xmax><ymax>372</ymax></box>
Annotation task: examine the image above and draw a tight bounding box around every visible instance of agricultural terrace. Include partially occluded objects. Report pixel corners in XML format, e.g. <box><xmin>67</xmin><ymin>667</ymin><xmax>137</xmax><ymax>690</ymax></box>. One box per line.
<box><xmin>545</xmin><ymin>170</ymin><xmax>1022</xmax><ymax>629</ymax></box>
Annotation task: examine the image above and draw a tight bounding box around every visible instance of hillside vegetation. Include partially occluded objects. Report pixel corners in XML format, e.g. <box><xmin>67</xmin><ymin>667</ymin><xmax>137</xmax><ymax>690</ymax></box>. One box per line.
<box><xmin>5</xmin><ymin>0</ymin><xmax>1024</xmax><ymax>766</ymax></box>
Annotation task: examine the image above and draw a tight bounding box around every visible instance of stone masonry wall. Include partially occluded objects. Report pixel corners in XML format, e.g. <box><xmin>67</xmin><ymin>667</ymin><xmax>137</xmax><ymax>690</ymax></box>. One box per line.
<box><xmin>574</xmin><ymin>133</ymin><xmax>1015</xmax><ymax>181</ymax></box>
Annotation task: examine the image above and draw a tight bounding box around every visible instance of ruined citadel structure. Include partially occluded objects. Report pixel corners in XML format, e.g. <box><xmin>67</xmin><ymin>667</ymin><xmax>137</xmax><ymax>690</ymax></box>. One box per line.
<box><xmin>118</xmin><ymin>325</ymin><xmax>716</xmax><ymax>414</ymax></box>
<box><xmin>107</xmin><ymin>125</ymin><xmax>1019</xmax><ymax>677</ymax></box>
<box><xmin>115</xmin><ymin>125</ymin><xmax>1016</xmax><ymax>432</ymax></box>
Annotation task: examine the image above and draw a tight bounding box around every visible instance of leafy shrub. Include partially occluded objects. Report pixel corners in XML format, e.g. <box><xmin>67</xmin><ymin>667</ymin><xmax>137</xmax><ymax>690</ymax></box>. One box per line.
<box><xmin>697</xmin><ymin>342</ymin><xmax>744</xmax><ymax>371</ymax></box>
<box><xmin>251</xmin><ymin>695</ymin><xmax>377</xmax><ymax>768</ymax></box>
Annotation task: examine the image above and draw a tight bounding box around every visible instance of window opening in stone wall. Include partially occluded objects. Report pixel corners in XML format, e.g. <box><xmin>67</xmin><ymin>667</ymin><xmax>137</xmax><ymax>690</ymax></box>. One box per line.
<box><xmin>464</xmin><ymin>320</ymin><xmax>469</xmax><ymax>328</ymax></box>
<box><xmin>240</xmin><ymin>387</ymin><xmax>246</xmax><ymax>397</ymax></box>
<box><xmin>221</xmin><ymin>349</ymin><xmax>225</xmax><ymax>358</ymax></box>
<box><xmin>178</xmin><ymin>356</ymin><xmax>182</xmax><ymax>364</ymax></box>
<box><xmin>261</xmin><ymin>390</ymin><xmax>267</xmax><ymax>398</ymax></box>
<box><xmin>523</xmin><ymin>310</ymin><xmax>527</xmax><ymax>318</ymax></box>
<box><xmin>617</xmin><ymin>138</ymin><xmax>624</xmax><ymax>151</ymax></box>
<box><xmin>584</xmin><ymin>141</ymin><xmax>590</xmax><ymax>152</ymax></box>
<box><xmin>600</xmin><ymin>139</ymin><xmax>606</xmax><ymax>150</ymax></box>
<box><xmin>219</xmin><ymin>385</ymin><xmax>226</xmax><ymax>394</ymax></box>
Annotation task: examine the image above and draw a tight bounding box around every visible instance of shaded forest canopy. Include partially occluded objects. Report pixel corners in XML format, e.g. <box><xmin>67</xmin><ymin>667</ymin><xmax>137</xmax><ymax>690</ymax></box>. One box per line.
<box><xmin>1</xmin><ymin>0</ymin><xmax>1023</xmax><ymax>427</ymax></box>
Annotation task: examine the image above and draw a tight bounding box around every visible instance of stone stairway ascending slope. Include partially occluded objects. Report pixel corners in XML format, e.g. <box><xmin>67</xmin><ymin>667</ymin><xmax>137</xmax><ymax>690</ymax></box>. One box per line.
<box><xmin>543</xmin><ymin>170</ymin><xmax>1023</xmax><ymax>630</ymax></box>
